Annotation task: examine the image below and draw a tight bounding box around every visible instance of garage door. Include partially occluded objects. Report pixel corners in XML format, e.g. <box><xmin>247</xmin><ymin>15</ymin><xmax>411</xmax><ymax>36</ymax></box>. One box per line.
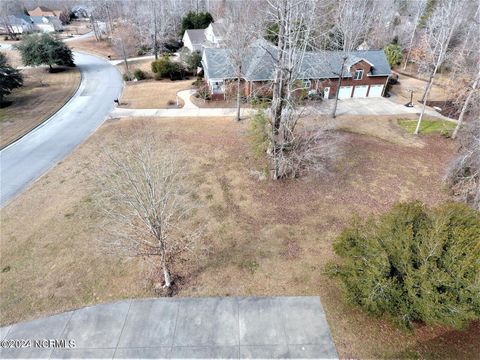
<box><xmin>353</xmin><ymin>85</ymin><xmax>368</xmax><ymax>98</ymax></box>
<box><xmin>368</xmin><ymin>85</ymin><xmax>384</xmax><ymax>97</ymax></box>
<box><xmin>338</xmin><ymin>86</ymin><xmax>353</xmax><ymax>99</ymax></box>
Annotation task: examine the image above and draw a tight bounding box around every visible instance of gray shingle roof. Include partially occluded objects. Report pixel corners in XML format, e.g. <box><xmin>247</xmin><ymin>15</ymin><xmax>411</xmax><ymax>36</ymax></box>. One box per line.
<box><xmin>185</xmin><ymin>29</ymin><xmax>206</xmax><ymax>45</ymax></box>
<box><xmin>202</xmin><ymin>41</ymin><xmax>391</xmax><ymax>81</ymax></box>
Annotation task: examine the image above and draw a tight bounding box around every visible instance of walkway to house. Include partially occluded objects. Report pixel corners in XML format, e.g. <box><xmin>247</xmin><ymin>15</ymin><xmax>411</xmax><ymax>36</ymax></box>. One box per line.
<box><xmin>111</xmin><ymin>95</ymin><xmax>456</xmax><ymax>122</ymax></box>
<box><xmin>0</xmin><ymin>296</ymin><xmax>337</xmax><ymax>359</ymax></box>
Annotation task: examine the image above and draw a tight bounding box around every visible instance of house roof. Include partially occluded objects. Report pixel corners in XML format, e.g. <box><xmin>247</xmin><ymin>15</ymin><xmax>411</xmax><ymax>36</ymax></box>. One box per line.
<box><xmin>202</xmin><ymin>41</ymin><xmax>391</xmax><ymax>81</ymax></box>
<box><xmin>9</xmin><ymin>14</ymin><xmax>33</xmax><ymax>24</ymax></box>
<box><xmin>184</xmin><ymin>29</ymin><xmax>206</xmax><ymax>45</ymax></box>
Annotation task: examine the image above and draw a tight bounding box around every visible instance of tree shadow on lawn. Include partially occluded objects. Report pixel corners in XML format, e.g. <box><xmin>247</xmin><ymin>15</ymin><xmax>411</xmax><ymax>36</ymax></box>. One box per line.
<box><xmin>393</xmin><ymin>321</ymin><xmax>480</xmax><ymax>359</ymax></box>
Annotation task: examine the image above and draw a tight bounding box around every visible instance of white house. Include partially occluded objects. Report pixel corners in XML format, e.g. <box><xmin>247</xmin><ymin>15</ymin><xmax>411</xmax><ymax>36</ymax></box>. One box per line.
<box><xmin>0</xmin><ymin>15</ymin><xmax>34</xmax><ymax>34</ymax></box>
<box><xmin>30</xmin><ymin>16</ymin><xmax>63</xmax><ymax>33</ymax></box>
<box><xmin>204</xmin><ymin>20</ymin><xmax>227</xmax><ymax>45</ymax></box>
<box><xmin>182</xmin><ymin>29</ymin><xmax>206</xmax><ymax>52</ymax></box>
<box><xmin>182</xmin><ymin>19</ymin><xmax>230</xmax><ymax>54</ymax></box>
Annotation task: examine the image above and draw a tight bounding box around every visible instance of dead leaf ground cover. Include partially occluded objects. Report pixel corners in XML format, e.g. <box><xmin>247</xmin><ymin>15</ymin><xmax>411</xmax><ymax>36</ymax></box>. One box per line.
<box><xmin>1</xmin><ymin>116</ymin><xmax>478</xmax><ymax>358</ymax></box>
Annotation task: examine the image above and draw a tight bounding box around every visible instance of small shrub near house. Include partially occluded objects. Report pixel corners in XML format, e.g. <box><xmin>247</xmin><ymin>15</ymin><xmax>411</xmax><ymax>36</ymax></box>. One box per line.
<box><xmin>151</xmin><ymin>56</ymin><xmax>186</xmax><ymax>80</ymax></box>
<box><xmin>133</xmin><ymin>69</ymin><xmax>146</xmax><ymax>80</ymax></box>
<box><xmin>329</xmin><ymin>201</ymin><xmax>480</xmax><ymax>330</ymax></box>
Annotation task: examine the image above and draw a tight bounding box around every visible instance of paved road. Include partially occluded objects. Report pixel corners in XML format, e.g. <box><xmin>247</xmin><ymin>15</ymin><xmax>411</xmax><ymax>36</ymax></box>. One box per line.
<box><xmin>0</xmin><ymin>52</ymin><xmax>123</xmax><ymax>207</ymax></box>
<box><xmin>0</xmin><ymin>296</ymin><xmax>338</xmax><ymax>359</ymax></box>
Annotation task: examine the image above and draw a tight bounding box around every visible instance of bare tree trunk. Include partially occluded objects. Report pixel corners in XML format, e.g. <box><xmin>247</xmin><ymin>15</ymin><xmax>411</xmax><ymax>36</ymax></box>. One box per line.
<box><xmin>236</xmin><ymin>75</ymin><xmax>241</xmax><ymax>121</ymax></box>
<box><xmin>415</xmin><ymin>71</ymin><xmax>436</xmax><ymax>134</ymax></box>
<box><xmin>452</xmin><ymin>69</ymin><xmax>480</xmax><ymax>139</ymax></box>
<box><xmin>332</xmin><ymin>56</ymin><xmax>347</xmax><ymax>119</ymax></box>
<box><xmin>152</xmin><ymin>0</ymin><xmax>159</xmax><ymax>60</ymax></box>
<box><xmin>403</xmin><ymin>5</ymin><xmax>423</xmax><ymax>71</ymax></box>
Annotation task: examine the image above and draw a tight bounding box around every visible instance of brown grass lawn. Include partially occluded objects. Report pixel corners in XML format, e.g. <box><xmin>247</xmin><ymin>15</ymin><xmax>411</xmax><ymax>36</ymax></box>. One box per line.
<box><xmin>2</xmin><ymin>49</ymin><xmax>23</xmax><ymax>68</ymax></box>
<box><xmin>58</xmin><ymin>21</ymin><xmax>92</xmax><ymax>38</ymax></box>
<box><xmin>390</xmin><ymin>72</ymin><xmax>452</xmax><ymax>104</ymax></box>
<box><xmin>70</xmin><ymin>37</ymin><xmax>115</xmax><ymax>59</ymax></box>
<box><xmin>120</xmin><ymin>79</ymin><xmax>194</xmax><ymax>108</ymax></box>
<box><xmin>116</xmin><ymin>59</ymin><xmax>153</xmax><ymax>77</ymax></box>
<box><xmin>0</xmin><ymin>66</ymin><xmax>80</xmax><ymax>148</ymax></box>
<box><xmin>1</xmin><ymin>116</ymin><xmax>478</xmax><ymax>358</ymax></box>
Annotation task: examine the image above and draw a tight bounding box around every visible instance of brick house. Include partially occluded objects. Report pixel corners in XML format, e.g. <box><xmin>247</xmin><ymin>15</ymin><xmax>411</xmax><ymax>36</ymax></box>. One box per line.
<box><xmin>201</xmin><ymin>39</ymin><xmax>391</xmax><ymax>100</ymax></box>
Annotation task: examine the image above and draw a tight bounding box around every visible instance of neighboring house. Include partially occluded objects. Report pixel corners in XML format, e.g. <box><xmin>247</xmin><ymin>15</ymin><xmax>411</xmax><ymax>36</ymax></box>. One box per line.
<box><xmin>30</xmin><ymin>16</ymin><xmax>63</xmax><ymax>32</ymax></box>
<box><xmin>0</xmin><ymin>14</ymin><xmax>34</xmax><ymax>34</ymax></box>
<box><xmin>204</xmin><ymin>20</ymin><xmax>228</xmax><ymax>45</ymax></box>
<box><xmin>0</xmin><ymin>14</ymin><xmax>62</xmax><ymax>34</ymax></box>
<box><xmin>202</xmin><ymin>40</ymin><xmax>391</xmax><ymax>100</ymax></box>
<box><xmin>182</xmin><ymin>19</ymin><xmax>229</xmax><ymax>53</ymax></box>
<box><xmin>182</xmin><ymin>29</ymin><xmax>206</xmax><ymax>52</ymax></box>
<box><xmin>28</xmin><ymin>6</ymin><xmax>62</xmax><ymax>18</ymax></box>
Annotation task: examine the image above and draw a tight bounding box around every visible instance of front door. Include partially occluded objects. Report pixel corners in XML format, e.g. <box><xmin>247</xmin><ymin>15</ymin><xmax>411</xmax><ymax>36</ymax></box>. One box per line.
<box><xmin>323</xmin><ymin>87</ymin><xmax>330</xmax><ymax>99</ymax></box>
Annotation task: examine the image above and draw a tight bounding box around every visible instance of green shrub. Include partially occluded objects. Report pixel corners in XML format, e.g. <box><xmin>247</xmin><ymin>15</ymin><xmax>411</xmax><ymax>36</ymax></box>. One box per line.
<box><xmin>330</xmin><ymin>201</ymin><xmax>480</xmax><ymax>330</ymax></box>
<box><xmin>384</xmin><ymin>44</ymin><xmax>403</xmax><ymax>67</ymax></box>
<box><xmin>248</xmin><ymin>111</ymin><xmax>270</xmax><ymax>159</ymax></box>
<box><xmin>122</xmin><ymin>73</ymin><xmax>131</xmax><ymax>81</ymax></box>
<box><xmin>151</xmin><ymin>56</ymin><xmax>185</xmax><ymax>80</ymax></box>
<box><xmin>133</xmin><ymin>69</ymin><xmax>146</xmax><ymax>80</ymax></box>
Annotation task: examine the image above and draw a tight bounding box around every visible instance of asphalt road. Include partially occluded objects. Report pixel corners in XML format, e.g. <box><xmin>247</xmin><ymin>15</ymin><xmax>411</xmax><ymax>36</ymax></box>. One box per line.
<box><xmin>0</xmin><ymin>52</ymin><xmax>123</xmax><ymax>207</ymax></box>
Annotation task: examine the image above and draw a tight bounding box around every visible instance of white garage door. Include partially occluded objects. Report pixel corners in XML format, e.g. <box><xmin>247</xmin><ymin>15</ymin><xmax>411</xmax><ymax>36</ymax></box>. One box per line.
<box><xmin>353</xmin><ymin>85</ymin><xmax>368</xmax><ymax>98</ymax></box>
<box><xmin>338</xmin><ymin>86</ymin><xmax>353</xmax><ymax>99</ymax></box>
<box><xmin>368</xmin><ymin>85</ymin><xmax>384</xmax><ymax>97</ymax></box>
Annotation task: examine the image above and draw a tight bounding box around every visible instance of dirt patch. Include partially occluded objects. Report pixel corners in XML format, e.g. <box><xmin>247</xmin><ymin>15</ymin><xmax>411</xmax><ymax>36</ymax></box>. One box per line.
<box><xmin>0</xmin><ymin>66</ymin><xmax>80</xmax><ymax>148</ymax></box>
<box><xmin>1</xmin><ymin>116</ymin><xmax>476</xmax><ymax>358</ymax></box>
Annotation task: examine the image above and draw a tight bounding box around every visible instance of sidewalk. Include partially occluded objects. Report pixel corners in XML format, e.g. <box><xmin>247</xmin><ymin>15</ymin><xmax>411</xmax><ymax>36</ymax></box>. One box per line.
<box><xmin>0</xmin><ymin>297</ymin><xmax>338</xmax><ymax>359</ymax></box>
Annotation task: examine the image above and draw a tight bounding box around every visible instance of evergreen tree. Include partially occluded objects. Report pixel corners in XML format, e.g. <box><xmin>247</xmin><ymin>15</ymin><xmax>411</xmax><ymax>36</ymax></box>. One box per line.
<box><xmin>330</xmin><ymin>201</ymin><xmax>480</xmax><ymax>329</ymax></box>
<box><xmin>180</xmin><ymin>11</ymin><xmax>213</xmax><ymax>35</ymax></box>
<box><xmin>0</xmin><ymin>52</ymin><xmax>23</xmax><ymax>107</ymax></box>
<box><xmin>384</xmin><ymin>44</ymin><xmax>403</xmax><ymax>67</ymax></box>
<box><xmin>15</xmin><ymin>34</ymin><xmax>75</xmax><ymax>72</ymax></box>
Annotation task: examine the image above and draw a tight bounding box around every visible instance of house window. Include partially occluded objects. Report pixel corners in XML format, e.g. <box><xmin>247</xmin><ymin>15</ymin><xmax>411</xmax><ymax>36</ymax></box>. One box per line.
<box><xmin>303</xmin><ymin>80</ymin><xmax>311</xmax><ymax>89</ymax></box>
<box><xmin>353</xmin><ymin>70</ymin><xmax>364</xmax><ymax>80</ymax></box>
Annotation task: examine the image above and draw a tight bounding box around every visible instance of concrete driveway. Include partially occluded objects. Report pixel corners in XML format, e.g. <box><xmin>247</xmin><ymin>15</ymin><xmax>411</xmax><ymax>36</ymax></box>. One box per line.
<box><xmin>0</xmin><ymin>297</ymin><xmax>337</xmax><ymax>359</ymax></box>
<box><xmin>0</xmin><ymin>51</ymin><xmax>123</xmax><ymax>207</ymax></box>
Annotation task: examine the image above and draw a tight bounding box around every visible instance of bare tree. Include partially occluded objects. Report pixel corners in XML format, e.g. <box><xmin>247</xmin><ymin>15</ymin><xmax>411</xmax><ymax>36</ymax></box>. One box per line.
<box><xmin>223</xmin><ymin>2</ymin><xmax>257</xmax><ymax>121</ymax></box>
<box><xmin>111</xmin><ymin>20</ymin><xmax>138</xmax><ymax>79</ymax></box>
<box><xmin>414</xmin><ymin>0</ymin><xmax>464</xmax><ymax>134</ymax></box>
<box><xmin>330</xmin><ymin>0</ymin><xmax>378</xmax><ymax>118</ymax></box>
<box><xmin>96</xmin><ymin>130</ymin><xmax>201</xmax><ymax>290</ymax></box>
<box><xmin>445</xmin><ymin>119</ymin><xmax>480</xmax><ymax>210</ymax></box>
<box><xmin>452</xmin><ymin>63</ymin><xmax>480</xmax><ymax>139</ymax></box>
<box><xmin>402</xmin><ymin>0</ymin><xmax>427</xmax><ymax>71</ymax></box>
<box><xmin>265</xmin><ymin>0</ymin><xmax>338</xmax><ymax>179</ymax></box>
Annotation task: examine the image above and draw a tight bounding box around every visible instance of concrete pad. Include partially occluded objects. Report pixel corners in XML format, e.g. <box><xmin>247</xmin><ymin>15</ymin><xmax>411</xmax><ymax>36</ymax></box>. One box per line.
<box><xmin>0</xmin><ymin>325</ymin><xmax>11</xmax><ymax>340</ymax></box>
<box><xmin>0</xmin><ymin>347</ymin><xmax>52</xmax><ymax>359</ymax></box>
<box><xmin>114</xmin><ymin>347</ymin><xmax>171</xmax><ymax>358</ymax></box>
<box><xmin>50</xmin><ymin>348</ymin><xmax>116</xmax><ymax>359</ymax></box>
<box><xmin>239</xmin><ymin>297</ymin><xmax>287</xmax><ymax>346</ymax></box>
<box><xmin>281</xmin><ymin>297</ymin><xmax>333</xmax><ymax>345</ymax></box>
<box><xmin>5</xmin><ymin>312</ymin><xmax>72</xmax><ymax>340</ymax></box>
<box><xmin>240</xmin><ymin>345</ymin><xmax>290</xmax><ymax>358</ymax></box>
<box><xmin>174</xmin><ymin>298</ymin><xmax>239</xmax><ymax>346</ymax></box>
<box><xmin>117</xmin><ymin>299</ymin><xmax>177</xmax><ymax>348</ymax></box>
<box><xmin>288</xmin><ymin>344</ymin><xmax>338</xmax><ymax>359</ymax></box>
<box><xmin>170</xmin><ymin>345</ymin><xmax>239</xmax><ymax>359</ymax></box>
<box><xmin>62</xmin><ymin>300</ymin><xmax>131</xmax><ymax>349</ymax></box>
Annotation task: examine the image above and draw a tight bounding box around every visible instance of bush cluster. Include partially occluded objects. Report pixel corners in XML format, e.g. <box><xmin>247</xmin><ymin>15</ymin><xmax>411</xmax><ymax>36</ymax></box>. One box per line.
<box><xmin>330</xmin><ymin>201</ymin><xmax>480</xmax><ymax>329</ymax></box>
<box><xmin>151</xmin><ymin>56</ymin><xmax>185</xmax><ymax>80</ymax></box>
<box><xmin>133</xmin><ymin>69</ymin><xmax>146</xmax><ymax>80</ymax></box>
